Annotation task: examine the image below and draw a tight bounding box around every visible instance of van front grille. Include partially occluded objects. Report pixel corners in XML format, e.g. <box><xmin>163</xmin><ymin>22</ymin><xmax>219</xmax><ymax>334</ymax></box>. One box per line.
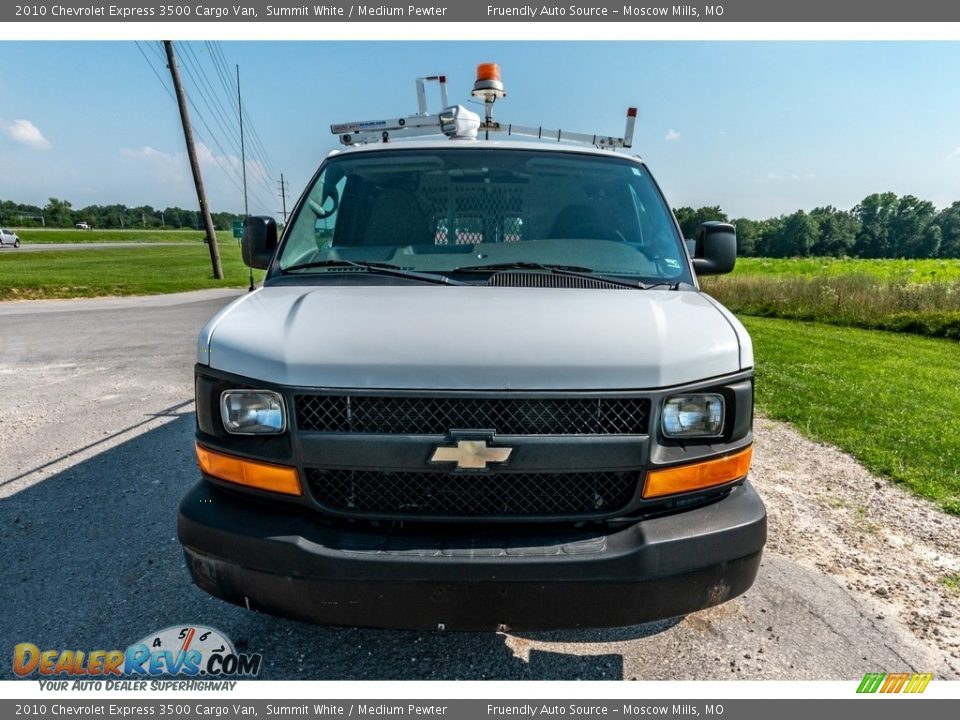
<box><xmin>295</xmin><ymin>395</ymin><xmax>649</xmax><ymax>435</ymax></box>
<box><xmin>305</xmin><ymin>467</ymin><xmax>639</xmax><ymax>518</ymax></box>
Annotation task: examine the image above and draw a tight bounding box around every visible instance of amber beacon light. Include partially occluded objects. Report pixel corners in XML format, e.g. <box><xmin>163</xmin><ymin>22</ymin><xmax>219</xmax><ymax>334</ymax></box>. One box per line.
<box><xmin>472</xmin><ymin>63</ymin><xmax>506</xmax><ymax>100</ymax></box>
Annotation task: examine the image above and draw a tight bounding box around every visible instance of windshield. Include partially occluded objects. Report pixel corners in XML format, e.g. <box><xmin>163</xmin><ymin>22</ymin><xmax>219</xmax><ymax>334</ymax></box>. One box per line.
<box><xmin>276</xmin><ymin>147</ymin><xmax>691</xmax><ymax>284</ymax></box>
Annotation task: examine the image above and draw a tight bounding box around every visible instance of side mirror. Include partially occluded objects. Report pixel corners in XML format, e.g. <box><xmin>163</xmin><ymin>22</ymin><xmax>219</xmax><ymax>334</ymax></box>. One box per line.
<box><xmin>692</xmin><ymin>221</ymin><xmax>736</xmax><ymax>276</ymax></box>
<box><xmin>241</xmin><ymin>216</ymin><xmax>278</xmax><ymax>270</ymax></box>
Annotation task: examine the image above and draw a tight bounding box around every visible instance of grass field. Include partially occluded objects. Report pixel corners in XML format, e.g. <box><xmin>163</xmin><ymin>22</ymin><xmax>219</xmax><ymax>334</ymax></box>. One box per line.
<box><xmin>746</xmin><ymin>316</ymin><xmax>960</xmax><ymax>515</ymax></box>
<box><xmin>733</xmin><ymin>257</ymin><xmax>960</xmax><ymax>283</ymax></box>
<box><xmin>704</xmin><ymin>257</ymin><xmax>960</xmax><ymax>340</ymax></box>
<box><xmin>0</xmin><ymin>244</ymin><xmax>261</xmax><ymax>300</ymax></box>
<box><xmin>9</xmin><ymin>228</ymin><xmax>232</xmax><ymax>244</ymax></box>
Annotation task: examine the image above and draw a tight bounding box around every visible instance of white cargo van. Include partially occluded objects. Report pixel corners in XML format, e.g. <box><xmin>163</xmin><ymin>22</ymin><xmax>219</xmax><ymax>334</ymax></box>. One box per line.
<box><xmin>178</xmin><ymin>67</ymin><xmax>765</xmax><ymax>630</ymax></box>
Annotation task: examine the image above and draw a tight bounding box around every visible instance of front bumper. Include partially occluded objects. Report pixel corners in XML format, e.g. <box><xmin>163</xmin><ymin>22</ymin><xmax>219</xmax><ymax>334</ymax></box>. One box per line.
<box><xmin>177</xmin><ymin>479</ymin><xmax>766</xmax><ymax>630</ymax></box>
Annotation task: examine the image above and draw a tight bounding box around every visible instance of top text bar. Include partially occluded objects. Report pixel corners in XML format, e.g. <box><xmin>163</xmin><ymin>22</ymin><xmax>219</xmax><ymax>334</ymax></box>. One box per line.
<box><xmin>5</xmin><ymin>1</ymin><xmax>960</xmax><ymax>23</ymax></box>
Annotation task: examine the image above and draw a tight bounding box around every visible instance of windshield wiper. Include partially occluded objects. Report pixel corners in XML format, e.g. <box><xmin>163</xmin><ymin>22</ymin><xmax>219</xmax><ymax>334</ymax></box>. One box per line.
<box><xmin>453</xmin><ymin>261</ymin><xmax>595</xmax><ymax>273</ymax></box>
<box><xmin>281</xmin><ymin>260</ymin><xmax>466</xmax><ymax>286</ymax></box>
<box><xmin>450</xmin><ymin>261</ymin><xmax>672</xmax><ymax>290</ymax></box>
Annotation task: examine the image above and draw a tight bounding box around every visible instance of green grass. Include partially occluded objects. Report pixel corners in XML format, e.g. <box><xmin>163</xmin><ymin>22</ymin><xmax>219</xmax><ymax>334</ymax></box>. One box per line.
<box><xmin>745</xmin><ymin>316</ymin><xmax>960</xmax><ymax>514</ymax></box>
<box><xmin>0</xmin><ymin>244</ymin><xmax>261</xmax><ymax>300</ymax></box>
<box><xmin>10</xmin><ymin>228</ymin><xmax>232</xmax><ymax>244</ymax></box>
<box><xmin>941</xmin><ymin>573</ymin><xmax>960</xmax><ymax>592</ymax></box>
<box><xmin>733</xmin><ymin>257</ymin><xmax>960</xmax><ymax>283</ymax></box>
<box><xmin>703</xmin><ymin>258</ymin><xmax>960</xmax><ymax>340</ymax></box>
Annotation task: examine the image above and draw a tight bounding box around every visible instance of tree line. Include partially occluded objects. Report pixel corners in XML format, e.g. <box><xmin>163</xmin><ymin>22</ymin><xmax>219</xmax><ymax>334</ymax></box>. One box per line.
<box><xmin>6</xmin><ymin>192</ymin><xmax>960</xmax><ymax>258</ymax></box>
<box><xmin>0</xmin><ymin>198</ymin><xmax>240</xmax><ymax>232</ymax></box>
<box><xmin>676</xmin><ymin>193</ymin><xmax>960</xmax><ymax>259</ymax></box>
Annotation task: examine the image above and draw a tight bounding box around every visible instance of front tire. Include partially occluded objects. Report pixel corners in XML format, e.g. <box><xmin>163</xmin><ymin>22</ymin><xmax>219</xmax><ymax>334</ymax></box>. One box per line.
<box><xmin>13</xmin><ymin>239</ymin><xmax>20</xmax><ymax>248</ymax></box>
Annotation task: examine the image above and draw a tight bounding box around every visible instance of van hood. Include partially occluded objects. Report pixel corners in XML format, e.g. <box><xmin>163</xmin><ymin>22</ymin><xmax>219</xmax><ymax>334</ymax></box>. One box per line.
<box><xmin>199</xmin><ymin>285</ymin><xmax>750</xmax><ymax>390</ymax></box>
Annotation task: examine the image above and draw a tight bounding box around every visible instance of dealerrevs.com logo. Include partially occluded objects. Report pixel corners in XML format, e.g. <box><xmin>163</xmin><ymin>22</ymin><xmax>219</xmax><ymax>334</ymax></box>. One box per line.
<box><xmin>14</xmin><ymin>625</ymin><xmax>262</xmax><ymax>690</ymax></box>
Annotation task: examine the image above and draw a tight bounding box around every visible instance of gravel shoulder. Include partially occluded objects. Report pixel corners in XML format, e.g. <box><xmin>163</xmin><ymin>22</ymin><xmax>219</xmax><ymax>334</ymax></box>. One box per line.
<box><xmin>751</xmin><ymin>417</ymin><xmax>960</xmax><ymax>675</ymax></box>
<box><xmin>506</xmin><ymin>418</ymin><xmax>960</xmax><ymax>679</ymax></box>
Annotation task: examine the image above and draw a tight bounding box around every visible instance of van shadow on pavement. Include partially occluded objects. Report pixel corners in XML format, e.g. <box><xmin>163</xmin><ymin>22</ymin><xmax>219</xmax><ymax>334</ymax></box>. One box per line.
<box><xmin>3</xmin><ymin>411</ymin><xmax>675</xmax><ymax>680</ymax></box>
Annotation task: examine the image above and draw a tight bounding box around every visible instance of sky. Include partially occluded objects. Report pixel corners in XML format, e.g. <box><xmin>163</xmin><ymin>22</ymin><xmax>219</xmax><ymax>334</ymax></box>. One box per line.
<box><xmin>1</xmin><ymin>41</ymin><xmax>960</xmax><ymax>220</ymax></box>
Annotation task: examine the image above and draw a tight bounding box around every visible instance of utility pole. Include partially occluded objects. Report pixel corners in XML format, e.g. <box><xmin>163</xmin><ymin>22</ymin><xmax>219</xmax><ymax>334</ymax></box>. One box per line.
<box><xmin>236</xmin><ymin>65</ymin><xmax>249</xmax><ymax>219</ymax></box>
<box><xmin>278</xmin><ymin>173</ymin><xmax>288</xmax><ymax>223</ymax></box>
<box><xmin>164</xmin><ymin>40</ymin><xmax>223</xmax><ymax>280</ymax></box>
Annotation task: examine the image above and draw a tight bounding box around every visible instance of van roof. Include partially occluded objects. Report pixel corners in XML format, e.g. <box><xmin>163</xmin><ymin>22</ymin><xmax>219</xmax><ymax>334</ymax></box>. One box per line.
<box><xmin>326</xmin><ymin>139</ymin><xmax>645</xmax><ymax>163</ymax></box>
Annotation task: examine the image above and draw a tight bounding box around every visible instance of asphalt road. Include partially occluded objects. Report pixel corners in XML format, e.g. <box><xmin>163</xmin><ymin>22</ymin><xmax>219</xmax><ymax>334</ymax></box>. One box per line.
<box><xmin>0</xmin><ymin>290</ymin><xmax>950</xmax><ymax>680</ymax></box>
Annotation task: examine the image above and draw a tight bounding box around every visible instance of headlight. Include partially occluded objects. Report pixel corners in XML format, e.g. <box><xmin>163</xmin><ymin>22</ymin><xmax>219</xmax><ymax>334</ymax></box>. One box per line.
<box><xmin>220</xmin><ymin>390</ymin><xmax>286</xmax><ymax>434</ymax></box>
<box><xmin>661</xmin><ymin>394</ymin><xmax>724</xmax><ymax>438</ymax></box>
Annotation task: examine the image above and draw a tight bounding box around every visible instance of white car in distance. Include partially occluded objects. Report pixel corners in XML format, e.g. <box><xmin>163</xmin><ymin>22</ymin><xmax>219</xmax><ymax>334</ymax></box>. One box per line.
<box><xmin>0</xmin><ymin>228</ymin><xmax>21</xmax><ymax>248</ymax></box>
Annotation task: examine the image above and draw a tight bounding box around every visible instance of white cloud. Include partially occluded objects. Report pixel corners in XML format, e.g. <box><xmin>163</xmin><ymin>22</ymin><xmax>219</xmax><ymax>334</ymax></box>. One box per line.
<box><xmin>1</xmin><ymin>119</ymin><xmax>51</xmax><ymax>149</ymax></box>
<box><xmin>664</xmin><ymin>129</ymin><xmax>681</xmax><ymax>141</ymax></box>
<box><xmin>951</xmin><ymin>147</ymin><xmax>960</xmax><ymax>159</ymax></box>
<box><xmin>121</xmin><ymin>145</ymin><xmax>171</xmax><ymax>161</ymax></box>
<box><xmin>120</xmin><ymin>145</ymin><xmax>177</xmax><ymax>163</ymax></box>
<box><xmin>119</xmin><ymin>142</ymin><xmax>270</xmax><ymax>213</ymax></box>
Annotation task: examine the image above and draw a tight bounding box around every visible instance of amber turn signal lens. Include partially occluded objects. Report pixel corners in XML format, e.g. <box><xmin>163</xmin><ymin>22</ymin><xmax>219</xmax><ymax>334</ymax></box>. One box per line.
<box><xmin>643</xmin><ymin>446</ymin><xmax>753</xmax><ymax>499</ymax></box>
<box><xmin>476</xmin><ymin>62</ymin><xmax>502</xmax><ymax>82</ymax></box>
<box><xmin>196</xmin><ymin>443</ymin><xmax>301</xmax><ymax>496</ymax></box>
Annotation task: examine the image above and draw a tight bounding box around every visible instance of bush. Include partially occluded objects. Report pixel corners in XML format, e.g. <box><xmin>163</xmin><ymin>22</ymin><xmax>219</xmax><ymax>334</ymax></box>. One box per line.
<box><xmin>702</xmin><ymin>273</ymin><xmax>960</xmax><ymax>340</ymax></box>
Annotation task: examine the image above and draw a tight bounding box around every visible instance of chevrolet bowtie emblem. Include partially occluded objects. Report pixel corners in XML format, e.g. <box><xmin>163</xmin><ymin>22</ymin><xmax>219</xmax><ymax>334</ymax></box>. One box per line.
<box><xmin>430</xmin><ymin>440</ymin><xmax>513</xmax><ymax>470</ymax></box>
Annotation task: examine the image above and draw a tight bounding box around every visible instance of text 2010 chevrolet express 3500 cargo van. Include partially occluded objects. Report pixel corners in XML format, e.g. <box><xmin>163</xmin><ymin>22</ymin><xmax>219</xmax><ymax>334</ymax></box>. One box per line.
<box><xmin>177</xmin><ymin>66</ymin><xmax>766</xmax><ymax>630</ymax></box>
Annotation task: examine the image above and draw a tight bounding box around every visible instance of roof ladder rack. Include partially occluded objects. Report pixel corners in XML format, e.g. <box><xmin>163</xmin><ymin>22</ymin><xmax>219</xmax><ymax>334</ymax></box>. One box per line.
<box><xmin>330</xmin><ymin>66</ymin><xmax>636</xmax><ymax>150</ymax></box>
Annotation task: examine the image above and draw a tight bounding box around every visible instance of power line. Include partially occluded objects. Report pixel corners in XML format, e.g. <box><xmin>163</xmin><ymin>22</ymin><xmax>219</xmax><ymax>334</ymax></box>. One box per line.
<box><xmin>180</xmin><ymin>101</ymin><xmax>246</xmax><ymax>194</ymax></box>
<box><xmin>135</xmin><ymin>42</ymin><xmax>176</xmax><ymax>103</ymax></box>
<box><xmin>210</xmin><ymin>42</ymin><xmax>281</xmax><ymax>179</ymax></box>
<box><xmin>162</xmin><ymin>54</ymin><xmax>248</xmax><ymax>194</ymax></box>
<box><xmin>190</xmin><ymin>43</ymin><xmax>273</xmax><ymax>194</ymax></box>
<box><xmin>180</xmin><ymin>56</ymin><xmax>278</xmax><ymax>207</ymax></box>
<box><xmin>144</xmin><ymin>39</ymin><xmax>170</xmax><ymax>68</ymax></box>
<box><xmin>182</xmin><ymin>43</ymin><xmax>277</xmax><ymax>201</ymax></box>
<box><xmin>237</xmin><ymin>64</ymin><xmax>249</xmax><ymax>218</ymax></box>
<box><xmin>135</xmin><ymin>41</ymin><xmax>274</xmax><ymax>215</ymax></box>
<box><xmin>179</xmin><ymin>43</ymin><xmax>243</xmax><ymax>159</ymax></box>
<box><xmin>137</xmin><ymin>42</ymin><xmax>246</xmax><ymax>195</ymax></box>
<box><xmin>240</xmin><ymin>100</ymin><xmax>281</xmax><ymax>181</ymax></box>
<box><xmin>184</xmin><ymin>43</ymin><xmax>235</xmax><ymax>124</ymax></box>
<box><xmin>207</xmin><ymin>42</ymin><xmax>241</xmax><ymax>124</ymax></box>
<box><xmin>203</xmin><ymin>42</ymin><xmax>283</xmax><ymax>194</ymax></box>
<box><xmin>236</xmin><ymin>90</ymin><xmax>280</xmax><ymax>178</ymax></box>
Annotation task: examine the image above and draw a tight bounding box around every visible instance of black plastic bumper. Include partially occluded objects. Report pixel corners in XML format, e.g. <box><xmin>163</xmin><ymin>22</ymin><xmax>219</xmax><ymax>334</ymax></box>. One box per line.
<box><xmin>177</xmin><ymin>480</ymin><xmax>766</xmax><ymax>630</ymax></box>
